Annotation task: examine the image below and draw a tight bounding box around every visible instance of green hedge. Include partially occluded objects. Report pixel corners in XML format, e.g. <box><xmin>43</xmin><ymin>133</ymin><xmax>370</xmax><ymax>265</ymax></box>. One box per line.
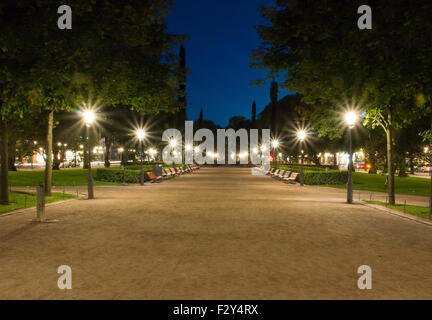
<box><xmin>274</xmin><ymin>164</ymin><xmax>338</xmax><ymax>172</ymax></box>
<box><xmin>95</xmin><ymin>169</ymin><xmax>150</xmax><ymax>183</ymax></box>
<box><xmin>302</xmin><ymin>171</ymin><xmax>348</xmax><ymax>185</ymax></box>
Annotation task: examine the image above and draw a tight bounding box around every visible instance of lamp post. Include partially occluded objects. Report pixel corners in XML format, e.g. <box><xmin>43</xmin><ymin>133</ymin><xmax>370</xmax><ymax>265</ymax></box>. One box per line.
<box><xmin>296</xmin><ymin>130</ymin><xmax>307</xmax><ymax>186</ymax></box>
<box><xmin>83</xmin><ymin>110</ymin><xmax>95</xmax><ymax>199</ymax></box>
<box><xmin>136</xmin><ymin>129</ymin><xmax>146</xmax><ymax>185</ymax></box>
<box><xmin>271</xmin><ymin>139</ymin><xmax>280</xmax><ymax>164</ymax></box>
<box><xmin>345</xmin><ymin>111</ymin><xmax>357</xmax><ymax>204</ymax></box>
<box><xmin>170</xmin><ymin>138</ymin><xmax>177</xmax><ymax>167</ymax></box>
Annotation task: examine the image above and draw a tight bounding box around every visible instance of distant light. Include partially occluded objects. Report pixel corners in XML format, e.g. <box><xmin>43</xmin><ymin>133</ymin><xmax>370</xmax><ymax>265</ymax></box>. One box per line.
<box><xmin>278</xmin><ymin>153</ymin><xmax>282</xmax><ymax>157</ymax></box>
<box><xmin>79</xmin><ymin>144</ymin><xmax>84</xmax><ymax>149</ymax></box>
<box><xmin>185</xmin><ymin>144</ymin><xmax>192</xmax><ymax>151</ymax></box>
<box><xmin>253</xmin><ymin>147</ymin><xmax>258</xmax><ymax>154</ymax></box>
<box><xmin>148</xmin><ymin>148</ymin><xmax>157</xmax><ymax>155</ymax></box>
<box><xmin>57</xmin><ymin>142</ymin><xmax>62</xmax><ymax>147</ymax></box>
<box><xmin>83</xmin><ymin>110</ymin><xmax>95</xmax><ymax>125</ymax></box>
<box><xmin>194</xmin><ymin>146</ymin><xmax>200</xmax><ymax>153</ymax></box>
<box><xmin>345</xmin><ymin>111</ymin><xmax>357</xmax><ymax>127</ymax></box>
<box><xmin>118</xmin><ymin>147</ymin><xmax>124</xmax><ymax>153</ymax></box>
<box><xmin>136</xmin><ymin>129</ymin><xmax>146</xmax><ymax>141</ymax></box>
<box><xmin>297</xmin><ymin>130</ymin><xmax>307</xmax><ymax>141</ymax></box>
<box><xmin>260</xmin><ymin>145</ymin><xmax>267</xmax><ymax>152</ymax></box>
<box><xmin>33</xmin><ymin>141</ymin><xmax>37</xmax><ymax>145</ymax></box>
<box><xmin>271</xmin><ymin>140</ymin><xmax>280</xmax><ymax>148</ymax></box>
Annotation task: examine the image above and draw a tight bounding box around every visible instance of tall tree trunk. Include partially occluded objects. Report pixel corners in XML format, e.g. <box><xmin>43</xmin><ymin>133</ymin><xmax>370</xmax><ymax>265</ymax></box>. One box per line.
<box><xmin>53</xmin><ymin>144</ymin><xmax>61</xmax><ymax>170</ymax></box>
<box><xmin>386</xmin><ymin>106</ymin><xmax>395</xmax><ymax>205</ymax></box>
<box><xmin>430</xmin><ymin>98</ymin><xmax>432</xmax><ymax>215</ymax></box>
<box><xmin>409</xmin><ymin>154</ymin><xmax>415</xmax><ymax>174</ymax></box>
<box><xmin>104</xmin><ymin>137</ymin><xmax>111</xmax><ymax>168</ymax></box>
<box><xmin>44</xmin><ymin>108</ymin><xmax>54</xmax><ymax>196</ymax></box>
<box><xmin>8</xmin><ymin>139</ymin><xmax>17</xmax><ymax>171</ymax></box>
<box><xmin>121</xmin><ymin>149</ymin><xmax>128</xmax><ymax>167</ymax></box>
<box><xmin>0</xmin><ymin>118</ymin><xmax>9</xmax><ymax>204</ymax></box>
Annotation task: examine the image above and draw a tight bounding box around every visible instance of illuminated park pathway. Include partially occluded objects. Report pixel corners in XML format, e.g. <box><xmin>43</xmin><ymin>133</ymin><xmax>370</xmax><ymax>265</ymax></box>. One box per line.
<box><xmin>1</xmin><ymin>167</ymin><xmax>432</xmax><ymax>299</ymax></box>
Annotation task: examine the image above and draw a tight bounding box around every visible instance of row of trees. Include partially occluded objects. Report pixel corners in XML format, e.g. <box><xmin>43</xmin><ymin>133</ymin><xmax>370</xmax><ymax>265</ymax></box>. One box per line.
<box><xmin>0</xmin><ymin>1</ymin><xmax>187</xmax><ymax>204</ymax></box>
<box><xmin>250</xmin><ymin>0</ymin><xmax>432</xmax><ymax>205</ymax></box>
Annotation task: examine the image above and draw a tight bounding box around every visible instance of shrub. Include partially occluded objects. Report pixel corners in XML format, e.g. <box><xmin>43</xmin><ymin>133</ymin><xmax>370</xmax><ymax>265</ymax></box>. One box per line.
<box><xmin>274</xmin><ymin>164</ymin><xmax>337</xmax><ymax>172</ymax></box>
<box><xmin>95</xmin><ymin>169</ymin><xmax>150</xmax><ymax>183</ymax></box>
<box><xmin>302</xmin><ymin>171</ymin><xmax>348</xmax><ymax>185</ymax></box>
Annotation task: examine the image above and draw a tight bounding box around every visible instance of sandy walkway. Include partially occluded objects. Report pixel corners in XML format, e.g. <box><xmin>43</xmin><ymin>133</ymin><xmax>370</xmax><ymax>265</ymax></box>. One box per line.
<box><xmin>1</xmin><ymin>167</ymin><xmax>432</xmax><ymax>299</ymax></box>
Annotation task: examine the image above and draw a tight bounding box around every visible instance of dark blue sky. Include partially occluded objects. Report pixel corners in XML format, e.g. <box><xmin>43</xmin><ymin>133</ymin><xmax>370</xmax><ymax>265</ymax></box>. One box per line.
<box><xmin>166</xmin><ymin>0</ymin><xmax>289</xmax><ymax>127</ymax></box>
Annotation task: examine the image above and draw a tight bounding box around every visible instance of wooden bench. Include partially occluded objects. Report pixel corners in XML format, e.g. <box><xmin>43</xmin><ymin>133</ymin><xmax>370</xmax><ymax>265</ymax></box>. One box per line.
<box><xmin>267</xmin><ymin>168</ymin><xmax>276</xmax><ymax>175</ymax></box>
<box><xmin>278</xmin><ymin>171</ymin><xmax>291</xmax><ymax>180</ymax></box>
<box><xmin>283</xmin><ymin>172</ymin><xmax>299</xmax><ymax>184</ymax></box>
<box><xmin>147</xmin><ymin>171</ymin><xmax>163</xmax><ymax>183</ymax></box>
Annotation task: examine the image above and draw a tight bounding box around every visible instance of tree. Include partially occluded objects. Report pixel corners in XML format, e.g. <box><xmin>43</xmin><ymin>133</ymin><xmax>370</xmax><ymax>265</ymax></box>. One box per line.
<box><xmin>176</xmin><ymin>45</ymin><xmax>187</xmax><ymax>129</ymax></box>
<box><xmin>252</xmin><ymin>0</ymin><xmax>432</xmax><ymax>205</ymax></box>
<box><xmin>197</xmin><ymin>108</ymin><xmax>204</xmax><ymax>129</ymax></box>
<box><xmin>251</xmin><ymin>101</ymin><xmax>257</xmax><ymax>129</ymax></box>
<box><xmin>270</xmin><ymin>80</ymin><xmax>278</xmax><ymax>136</ymax></box>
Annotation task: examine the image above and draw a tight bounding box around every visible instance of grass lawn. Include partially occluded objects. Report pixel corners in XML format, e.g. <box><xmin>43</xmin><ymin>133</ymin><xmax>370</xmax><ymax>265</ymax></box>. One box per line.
<box><xmin>365</xmin><ymin>200</ymin><xmax>432</xmax><ymax>221</ymax></box>
<box><xmin>0</xmin><ymin>191</ymin><xmax>76</xmax><ymax>214</ymax></box>
<box><xmin>8</xmin><ymin>169</ymin><xmax>119</xmax><ymax>187</ymax></box>
<box><xmin>8</xmin><ymin>165</ymin><xmax>184</xmax><ymax>187</ymax></box>
<box><xmin>326</xmin><ymin>172</ymin><xmax>430</xmax><ymax>196</ymax></box>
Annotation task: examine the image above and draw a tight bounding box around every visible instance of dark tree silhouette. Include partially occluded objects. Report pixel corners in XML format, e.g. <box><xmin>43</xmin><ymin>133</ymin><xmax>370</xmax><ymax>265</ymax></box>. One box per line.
<box><xmin>270</xmin><ymin>80</ymin><xmax>278</xmax><ymax>135</ymax></box>
<box><xmin>197</xmin><ymin>107</ymin><xmax>204</xmax><ymax>129</ymax></box>
<box><xmin>251</xmin><ymin>101</ymin><xmax>257</xmax><ymax>129</ymax></box>
<box><xmin>177</xmin><ymin>45</ymin><xmax>187</xmax><ymax>129</ymax></box>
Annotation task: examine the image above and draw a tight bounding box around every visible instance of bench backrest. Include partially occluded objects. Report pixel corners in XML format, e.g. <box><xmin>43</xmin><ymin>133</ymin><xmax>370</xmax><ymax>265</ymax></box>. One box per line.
<box><xmin>278</xmin><ymin>170</ymin><xmax>285</xmax><ymax>176</ymax></box>
<box><xmin>269</xmin><ymin>168</ymin><xmax>275</xmax><ymax>174</ymax></box>
<box><xmin>170</xmin><ymin>168</ymin><xmax>177</xmax><ymax>174</ymax></box>
<box><xmin>147</xmin><ymin>171</ymin><xmax>158</xmax><ymax>180</ymax></box>
<box><xmin>290</xmin><ymin>172</ymin><xmax>298</xmax><ymax>179</ymax></box>
<box><xmin>284</xmin><ymin>171</ymin><xmax>291</xmax><ymax>177</ymax></box>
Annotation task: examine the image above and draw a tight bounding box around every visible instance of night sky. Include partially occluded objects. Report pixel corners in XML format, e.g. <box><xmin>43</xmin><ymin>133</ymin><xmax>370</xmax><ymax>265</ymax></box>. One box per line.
<box><xmin>166</xmin><ymin>0</ymin><xmax>289</xmax><ymax>127</ymax></box>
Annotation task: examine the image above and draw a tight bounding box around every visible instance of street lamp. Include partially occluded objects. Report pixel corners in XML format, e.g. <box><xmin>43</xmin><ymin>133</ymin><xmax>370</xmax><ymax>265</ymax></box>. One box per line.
<box><xmin>296</xmin><ymin>130</ymin><xmax>307</xmax><ymax>186</ymax></box>
<box><xmin>83</xmin><ymin>109</ymin><xmax>95</xmax><ymax>199</ymax></box>
<box><xmin>345</xmin><ymin>111</ymin><xmax>357</xmax><ymax>204</ymax></box>
<box><xmin>271</xmin><ymin>139</ymin><xmax>280</xmax><ymax>164</ymax></box>
<box><xmin>136</xmin><ymin>129</ymin><xmax>146</xmax><ymax>185</ymax></box>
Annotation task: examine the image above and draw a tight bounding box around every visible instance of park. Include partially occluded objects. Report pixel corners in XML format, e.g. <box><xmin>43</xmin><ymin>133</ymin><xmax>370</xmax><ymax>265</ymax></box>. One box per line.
<box><xmin>1</xmin><ymin>0</ymin><xmax>432</xmax><ymax>301</ymax></box>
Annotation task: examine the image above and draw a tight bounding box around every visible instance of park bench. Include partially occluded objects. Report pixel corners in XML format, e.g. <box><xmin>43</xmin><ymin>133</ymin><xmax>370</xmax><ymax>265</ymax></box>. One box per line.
<box><xmin>271</xmin><ymin>169</ymin><xmax>280</xmax><ymax>177</ymax></box>
<box><xmin>266</xmin><ymin>168</ymin><xmax>275</xmax><ymax>175</ymax></box>
<box><xmin>162</xmin><ymin>168</ymin><xmax>173</xmax><ymax>179</ymax></box>
<box><xmin>175</xmin><ymin>167</ymin><xmax>183</xmax><ymax>175</ymax></box>
<box><xmin>277</xmin><ymin>170</ymin><xmax>290</xmax><ymax>180</ymax></box>
<box><xmin>274</xmin><ymin>170</ymin><xmax>285</xmax><ymax>179</ymax></box>
<box><xmin>147</xmin><ymin>171</ymin><xmax>163</xmax><ymax>183</ymax></box>
<box><xmin>283</xmin><ymin>172</ymin><xmax>299</xmax><ymax>184</ymax></box>
<box><xmin>170</xmin><ymin>167</ymin><xmax>178</xmax><ymax>176</ymax></box>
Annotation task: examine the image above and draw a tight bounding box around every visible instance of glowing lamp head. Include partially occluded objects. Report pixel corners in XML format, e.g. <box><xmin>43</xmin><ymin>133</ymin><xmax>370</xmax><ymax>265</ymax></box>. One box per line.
<box><xmin>271</xmin><ymin>140</ymin><xmax>280</xmax><ymax>148</ymax></box>
<box><xmin>83</xmin><ymin>110</ymin><xmax>95</xmax><ymax>125</ymax></box>
<box><xmin>345</xmin><ymin>111</ymin><xmax>357</xmax><ymax>127</ymax></box>
<box><xmin>136</xmin><ymin>129</ymin><xmax>145</xmax><ymax>141</ymax></box>
<box><xmin>169</xmin><ymin>139</ymin><xmax>177</xmax><ymax>148</ymax></box>
<box><xmin>297</xmin><ymin>130</ymin><xmax>307</xmax><ymax>142</ymax></box>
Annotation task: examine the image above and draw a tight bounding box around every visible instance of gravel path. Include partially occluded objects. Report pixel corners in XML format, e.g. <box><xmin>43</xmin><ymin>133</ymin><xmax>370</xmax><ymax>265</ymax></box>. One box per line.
<box><xmin>1</xmin><ymin>167</ymin><xmax>432</xmax><ymax>299</ymax></box>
